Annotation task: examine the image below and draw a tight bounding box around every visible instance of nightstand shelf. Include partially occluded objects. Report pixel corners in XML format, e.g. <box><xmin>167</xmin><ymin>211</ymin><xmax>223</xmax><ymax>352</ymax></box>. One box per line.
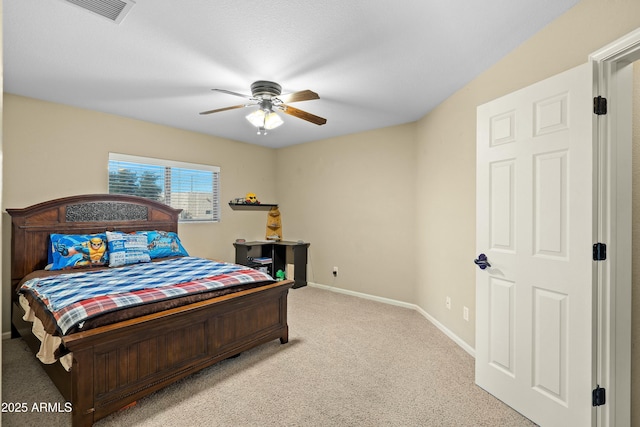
<box><xmin>233</xmin><ymin>240</ymin><xmax>310</xmax><ymax>288</ymax></box>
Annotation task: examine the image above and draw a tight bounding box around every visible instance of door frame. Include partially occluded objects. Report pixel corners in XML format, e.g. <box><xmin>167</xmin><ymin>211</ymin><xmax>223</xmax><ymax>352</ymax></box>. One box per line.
<box><xmin>590</xmin><ymin>27</ymin><xmax>640</xmax><ymax>427</ymax></box>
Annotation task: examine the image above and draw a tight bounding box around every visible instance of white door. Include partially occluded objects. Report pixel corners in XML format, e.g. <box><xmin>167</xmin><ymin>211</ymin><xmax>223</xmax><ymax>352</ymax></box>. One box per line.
<box><xmin>475</xmin><ymin>63</ymin><xmax>595</xmax><ymax>427</ymax></box>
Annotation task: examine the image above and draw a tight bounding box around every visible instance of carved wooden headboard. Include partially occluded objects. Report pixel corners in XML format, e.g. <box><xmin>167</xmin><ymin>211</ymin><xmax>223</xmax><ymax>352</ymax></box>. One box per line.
<box><xmin>7</xmin><ymin>194</ymin><xmax>182</xmax><ymax>294</ymax></box>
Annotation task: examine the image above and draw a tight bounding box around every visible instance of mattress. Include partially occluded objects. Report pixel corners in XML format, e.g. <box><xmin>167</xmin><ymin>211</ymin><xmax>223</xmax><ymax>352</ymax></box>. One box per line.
<box><xmin>17</xmin><ymin>257</ymin><xmax>275</xmax><ymax>369</ymax></box>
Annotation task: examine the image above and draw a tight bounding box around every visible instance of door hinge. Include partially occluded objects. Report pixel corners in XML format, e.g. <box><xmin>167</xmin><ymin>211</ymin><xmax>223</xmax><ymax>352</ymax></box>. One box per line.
<box><xmin>593</xmin><ymin>243</ymin><xmax>607</xmax><ymax>261</ymax></box>
<box><xmin>593</xmin><ymin>385</ymin><xmax>606</xmax><ymax>406</ymax></box>
<box><xmin>594</xmin><ymin>96</ymin><xmax>607</xmax><ymax>115</ymax></box>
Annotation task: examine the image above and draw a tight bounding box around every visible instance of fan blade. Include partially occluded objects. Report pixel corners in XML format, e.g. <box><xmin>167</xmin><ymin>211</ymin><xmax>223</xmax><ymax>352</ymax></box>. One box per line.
<box><xmin>212</xmin><ymin>88</ymin><xmax>252</xmax><ymax>99</ymax></box>
<box><xmin>278</xmin><ymin>90</ymin><xmax>320</xmax><ymax>104</ymax></box>
<box><xmin>199</xmin><ymin>104</ymin><xmax>252</xmax><ymax>115</ymax></box>
<box><xmin>279</xmin><ymin>104</ymin><xmax>327</xmax><ymax>125</ymax></box>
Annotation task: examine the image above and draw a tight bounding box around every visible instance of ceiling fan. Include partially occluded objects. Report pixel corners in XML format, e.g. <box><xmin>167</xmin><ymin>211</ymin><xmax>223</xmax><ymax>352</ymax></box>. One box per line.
<box><xmin>200</xmin><ymin>80</ymin><xmax>327</xmax><ymax>134</ymax></box>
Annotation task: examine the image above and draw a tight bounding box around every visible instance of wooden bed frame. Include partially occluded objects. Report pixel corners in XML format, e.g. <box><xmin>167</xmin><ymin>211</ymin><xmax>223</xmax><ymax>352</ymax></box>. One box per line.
<box><xmin>8</xmin><ymin>194</ymin><xmax>294</xmax><ymax>427</ymax></box>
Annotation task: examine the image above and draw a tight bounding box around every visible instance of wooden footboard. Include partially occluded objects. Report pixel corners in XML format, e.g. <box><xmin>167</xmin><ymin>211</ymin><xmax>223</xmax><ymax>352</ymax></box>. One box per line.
<box><xmin>56</xmin><ymin>280</ymin><xmax>292</xmax><ymax>427</ymax></box>
<box><xmin>12</xmin><ymin>277</ymin><xmax>293</xmax><ymax>427</ymax></box>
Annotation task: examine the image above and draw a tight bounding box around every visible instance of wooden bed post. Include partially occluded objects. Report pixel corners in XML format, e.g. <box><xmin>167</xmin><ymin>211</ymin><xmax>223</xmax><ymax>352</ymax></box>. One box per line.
<box><xmin>71</xmin><ymin>349</ymin><xmax>95</xmax><ymax>427</ymax></box>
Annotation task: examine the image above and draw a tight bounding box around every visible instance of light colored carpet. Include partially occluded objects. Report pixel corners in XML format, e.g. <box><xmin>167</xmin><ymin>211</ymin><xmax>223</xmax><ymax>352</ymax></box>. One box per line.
<box><xmin>2</xmin><ymin>286</ymin><xmax>536</xmax><ymax>426</ymax></box>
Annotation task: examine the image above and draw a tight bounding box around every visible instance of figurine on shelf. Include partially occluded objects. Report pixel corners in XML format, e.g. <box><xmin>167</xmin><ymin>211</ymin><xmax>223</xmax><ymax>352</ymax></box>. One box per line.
<box><xmin>275</xmin><ymin>269</ymin><xmax>286</xmax><ymax>281</ymax></box>
<box><xmin>245</xmin><ymin>192</ymin><xmax>260</xmax><ymax>204</ymax></box>
<box><xmin>266</xmin><ymin>206</ymin><xmax>282</xmax><ymax>241</ymax></box>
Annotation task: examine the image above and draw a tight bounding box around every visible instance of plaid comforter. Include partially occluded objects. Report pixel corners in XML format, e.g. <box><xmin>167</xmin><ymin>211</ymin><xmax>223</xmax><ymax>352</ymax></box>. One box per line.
<box><xmin>19</xmin><ymin>257</ymin><xmax>273</xmax><ymax>335</ymax></box>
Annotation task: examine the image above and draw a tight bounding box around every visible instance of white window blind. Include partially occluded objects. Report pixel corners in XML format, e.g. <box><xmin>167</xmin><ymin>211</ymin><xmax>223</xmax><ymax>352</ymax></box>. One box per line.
<box><xmin>108</xmin><ymin>153</ymin><xmax>220</xmax><ymax>222</ymax></box>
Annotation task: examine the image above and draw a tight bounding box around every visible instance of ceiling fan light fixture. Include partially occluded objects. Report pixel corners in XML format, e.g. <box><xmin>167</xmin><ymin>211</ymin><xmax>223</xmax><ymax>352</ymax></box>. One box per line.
<box><xmin>264</xmin><ymin>111</ymin><xmax>283</xmax><ymax>130</ymax></box>
<box><xmin>246</xmin><ymin>109</ymin><xmax>283</xmax><ymax>133</ymax></box>
<box><xmin>246</xmin><ymin>109</ymin><xmax>266</xmax><ymax>128</ymax></box>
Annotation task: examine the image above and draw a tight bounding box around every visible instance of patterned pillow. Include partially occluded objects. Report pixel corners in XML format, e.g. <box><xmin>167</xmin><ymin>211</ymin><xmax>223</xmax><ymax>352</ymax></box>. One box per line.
<box><xmin>138</xmin><ymin>231</ymin><xmax>189</xmax><ymax>259</ymax></box>
<box><xmin>105</xmin><ymin>231</ymin><xmax>151</xmax><ymax>267</ymax></box>
<box><xmin>50</xmin><ymin>233</ymin><xmax>109</xmax><ymax>270</ymax></box>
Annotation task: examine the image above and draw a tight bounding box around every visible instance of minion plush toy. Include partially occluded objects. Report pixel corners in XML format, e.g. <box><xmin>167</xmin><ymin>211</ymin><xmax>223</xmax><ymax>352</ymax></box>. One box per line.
<box><xmin>245</xmin><ymin>192</ymin><xmax>260</xmax><ymax>204</ymax></box>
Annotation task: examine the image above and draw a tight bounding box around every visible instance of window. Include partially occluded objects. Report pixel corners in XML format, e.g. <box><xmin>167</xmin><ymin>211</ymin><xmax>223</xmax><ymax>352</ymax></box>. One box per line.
<box><xmin>108</xmin><ymin>153</ymin><xmax>220</xmax><ymax>222</ymax></box>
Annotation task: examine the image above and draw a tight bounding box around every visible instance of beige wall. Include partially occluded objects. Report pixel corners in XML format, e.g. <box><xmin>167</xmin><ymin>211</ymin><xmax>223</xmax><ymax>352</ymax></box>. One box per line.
<box><xmin>2</xmin><ymin>94</ymin><xmax>278</xmax><ymax>329</ymax></box>
<box><xmin>632</xmin><ymin>60</ymin><xmax>640</xmax><ymax>427</ymax></box>
<box><xmin>416</xmin><ymin>0</ymin><xmax>640</xmax><ymax>348</ymax></box>
<box><xmin>275</xmin><ymin>124</ymin><xmax>417</xmax><ymax>303</ymax></box>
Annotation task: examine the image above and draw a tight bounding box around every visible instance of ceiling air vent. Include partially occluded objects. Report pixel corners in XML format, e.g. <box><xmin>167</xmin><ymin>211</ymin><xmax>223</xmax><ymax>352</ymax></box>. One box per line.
<box><xmin>61</xmin><ymin>0</ymin><xmax>136</xmax><ymax>24</ymax></box>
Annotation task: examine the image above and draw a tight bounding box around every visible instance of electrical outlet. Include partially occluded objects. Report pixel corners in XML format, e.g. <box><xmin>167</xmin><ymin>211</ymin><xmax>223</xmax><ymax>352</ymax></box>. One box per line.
<box><xmin>446</xmin><ymin>296</ymin><xmax>451</xmax><ymax>310</ymax></box>
<box><xmin>333</xmin><ymin>266</ymin><xmax>338</xmax><ymax>277</ymax></box>
<box><xmin>463</xmin><ymin>306</ymin><xmax>469</xmax><ymax>321</ymax></box>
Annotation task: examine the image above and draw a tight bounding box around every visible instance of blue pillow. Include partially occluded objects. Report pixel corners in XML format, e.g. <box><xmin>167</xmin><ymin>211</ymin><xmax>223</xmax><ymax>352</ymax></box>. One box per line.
<box><xmin>50</xmin><ymin>233</ymin><xmax>109</xmax><ymax>270</ymax></box>
<box><xmin>139</xmin><ymin>231</ymin><xmax>189</xmax><ymax>259</ymax></box>
<box><xmin>105</xmin><ymin>231</ymin><xmax>151</xmax><ymax>267</ymax></box>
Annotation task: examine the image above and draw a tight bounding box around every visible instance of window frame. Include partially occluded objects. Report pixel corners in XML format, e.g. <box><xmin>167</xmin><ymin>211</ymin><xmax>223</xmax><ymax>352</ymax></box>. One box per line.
<box><xmin>108</xmin><ymin>153</ymin><xmax>221</xmax><ymax>223</ymax></box>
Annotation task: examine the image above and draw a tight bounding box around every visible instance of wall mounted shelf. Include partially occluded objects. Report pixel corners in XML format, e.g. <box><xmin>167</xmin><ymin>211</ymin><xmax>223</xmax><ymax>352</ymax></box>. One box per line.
<box><xmin>228</xmin><ymin>203</ymin><xmax>278</xmax><ymax>211</ymax></box>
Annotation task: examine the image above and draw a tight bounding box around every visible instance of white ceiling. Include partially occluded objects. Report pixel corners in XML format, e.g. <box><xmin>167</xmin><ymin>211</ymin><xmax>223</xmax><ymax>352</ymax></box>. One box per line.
<box><xmin>4</xmin><ymin>0</ymin><xmax>580</xmax><ymax>149</ymax></box>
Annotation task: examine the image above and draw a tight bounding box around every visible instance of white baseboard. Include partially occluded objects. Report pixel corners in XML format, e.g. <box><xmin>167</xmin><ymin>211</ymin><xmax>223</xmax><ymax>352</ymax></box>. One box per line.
<box><xmin>413</xmin><ymin>304</ymin><xmax>475</xmax><ymax>357</ymax></box>
<box><xmin>2</xmin><ymin>331</ymin><xmax>12</xmax><ymax>340</ymax></box>
<box><xmin>307</xmin><ymin>282</ymin><xmax>475</xmax><ymax>358</ymax></box>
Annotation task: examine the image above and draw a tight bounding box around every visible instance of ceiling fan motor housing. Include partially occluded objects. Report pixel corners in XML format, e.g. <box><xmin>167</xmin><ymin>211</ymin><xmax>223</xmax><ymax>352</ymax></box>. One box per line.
<box><xmin>251</xmin><ymin>81</ymin><xmax>282</xmax><ymax>99</ymax></box>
